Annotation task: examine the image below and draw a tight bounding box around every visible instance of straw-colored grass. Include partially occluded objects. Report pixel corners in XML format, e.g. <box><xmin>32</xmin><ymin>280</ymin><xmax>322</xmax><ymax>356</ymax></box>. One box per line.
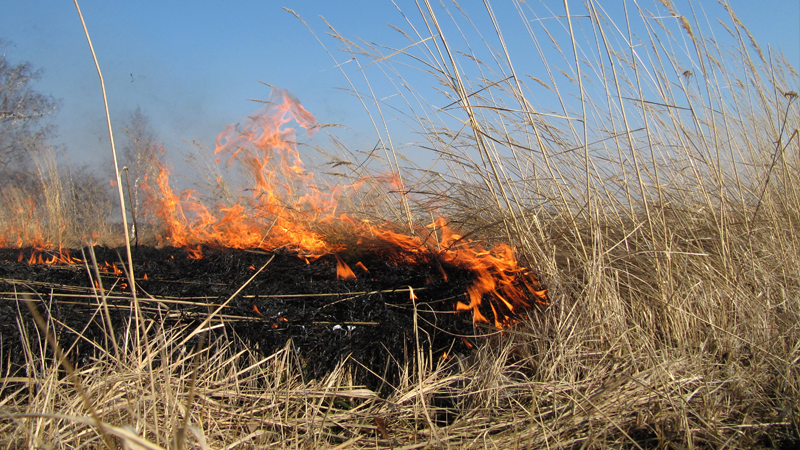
<box><xmin>0</xmin><ymin>149</ymin><xmax>115</xmax><ymax>249</ymax></box>
<box><xmin>2</xmin><ymin>0</ymin><xmax>799</xmax><ymax>448</ymax></box>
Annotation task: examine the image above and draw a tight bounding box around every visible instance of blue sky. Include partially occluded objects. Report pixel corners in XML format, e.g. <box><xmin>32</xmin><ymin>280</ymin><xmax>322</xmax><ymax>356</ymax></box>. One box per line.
<box><xmin>2</xmin><ymin>0</ymin><xmax>798</xmax><ymax>175</ymax></box>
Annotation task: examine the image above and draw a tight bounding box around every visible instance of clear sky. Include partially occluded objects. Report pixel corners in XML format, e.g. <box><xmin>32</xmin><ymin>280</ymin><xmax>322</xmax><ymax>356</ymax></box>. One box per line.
<box><xmin>2</xmin><ymin>0</ymin><xmax>798</xmax><ymax>175</ymax></box>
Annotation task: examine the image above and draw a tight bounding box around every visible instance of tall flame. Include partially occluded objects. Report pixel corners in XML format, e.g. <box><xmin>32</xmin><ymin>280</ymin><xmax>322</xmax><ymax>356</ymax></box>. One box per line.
<box><xmin>0</xmin><ymin>88</ymin><xmax>546</xmax><ymax>327</ymax></box>
<box><xmin>140</xmin><ymin>89</ymin><xmax>547</xmax><ymax>327</ymax></box>
<box><xmin>143</xmin><ymin>89</ymin><xmax>346</xmax><ymax>256</ymax></box>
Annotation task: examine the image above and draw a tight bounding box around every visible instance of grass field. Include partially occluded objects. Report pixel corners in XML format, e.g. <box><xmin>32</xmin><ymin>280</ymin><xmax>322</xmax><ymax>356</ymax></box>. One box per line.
<box><xmin>1</xmin><ymin>1</ymin><xmax>799</xmax><ymax>448</ymax></box>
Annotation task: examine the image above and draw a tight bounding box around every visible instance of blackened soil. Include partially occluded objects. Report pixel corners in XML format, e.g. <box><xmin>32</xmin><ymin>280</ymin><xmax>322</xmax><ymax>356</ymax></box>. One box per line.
<box><xmin>0</xmin><ymin>245</ymin><xmax>496</xmax><ymax>389</ymax></box>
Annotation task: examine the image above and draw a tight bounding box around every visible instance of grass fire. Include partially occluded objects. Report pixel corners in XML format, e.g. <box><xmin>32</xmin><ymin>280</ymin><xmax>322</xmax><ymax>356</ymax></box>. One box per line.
<box><xmin>138</xmin><ymin>88</ymin><xmax>546</xmax><ymax>328</ymax></box>
<box><xmin>0</xmin><ymin>1</ymin><xmax>798</xmax><ymax>448</ymax></box>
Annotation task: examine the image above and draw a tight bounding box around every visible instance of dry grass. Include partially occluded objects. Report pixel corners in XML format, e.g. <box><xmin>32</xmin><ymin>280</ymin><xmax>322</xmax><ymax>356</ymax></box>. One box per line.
<box><xmin>2</xmin><ymin>0</ymin><xmax>800</xmax><ymax>448</ymax></box>
<box><xmin>0</xmin><ymin>147</ymin><xmax>115</xmax><ymax>249</ymax></box>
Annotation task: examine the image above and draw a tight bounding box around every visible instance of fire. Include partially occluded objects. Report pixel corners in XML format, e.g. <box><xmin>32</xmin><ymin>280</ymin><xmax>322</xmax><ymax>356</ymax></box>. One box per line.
<box><xmin>16</xmin><ymin>248</ymin><xmax>84</xmax><ymax>266</ymax></box>
<box><xmin>99</xmin><ymin>261</ymin><xmax>123</xmax><ymax>275</ymax></box>
<box><xmin>0</xmin><ymin>197</ymin><xmax>49</xmax><ymax>250</ymax></box>
<box><xmin>142</xmin><ymin>89</ymin><xmax>341</xmax><ymax>255</ymax></box>
<box><xmin>335</xmin><ymin>255</ymin><xmax>356</xmax><ymax>281</ymax></box>
<box><xmin>0</xmin><ymin>88</ymin><xmax>546</xmax><ymax>328</ymax></box>
<box><xmin>139</xmin><ymin>88</ymin><xmax>546</xmax><ymax>327</ymax></box>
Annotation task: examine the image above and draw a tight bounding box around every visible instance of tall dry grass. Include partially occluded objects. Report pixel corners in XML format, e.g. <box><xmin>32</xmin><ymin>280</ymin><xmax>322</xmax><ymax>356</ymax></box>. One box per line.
<box><xmin>0</xmin><ymin>147</ymin><xmax>115</xmax><ymax>249</ymax></box>
<box><xmin>2</xmin><ymin>0</ymin><xmax>799</xmax><ymax>448</ymax></box>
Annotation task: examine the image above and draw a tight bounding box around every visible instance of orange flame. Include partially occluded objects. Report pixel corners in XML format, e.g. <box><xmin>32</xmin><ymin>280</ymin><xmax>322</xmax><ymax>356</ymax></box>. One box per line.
<box><xmin>16</xmin><ymin>248</ymin><xmax>84</xmax><ymax>266</ymax></box>
<box><xmin>142</xmin><ymin>89</ymin><xmax>342</xmax><ymax>255</ymax></box>
<box><xmin>0</xmin><ymin>86</ymin><xmax>546</xmax><ymax>328</ymax></box>
<box><xmin>335</xmin><ymin>255</ymin><xmax>356</xmax><ymax>281</ymax></box>
<box><xmin>87</xmin><ymin>89</ymin><xmax>546</xmax><ymax>327</ymax></box>
<box><xmin>100</xmin><ymin>261</ymin><xmax>123</xmax><ymax>275</ymax></box>
<box><xmin>137</xmin><ymin>89</ymin><xmax>547</xmax><ymax>327</ymax></box>
<box><xmin>0</xmin><ymin>197</ymin><xmax>49</xmax><ymax>250</ymax></box>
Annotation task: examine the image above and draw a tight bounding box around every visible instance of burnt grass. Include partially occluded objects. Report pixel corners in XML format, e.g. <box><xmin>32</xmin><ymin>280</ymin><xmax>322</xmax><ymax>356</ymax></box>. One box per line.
<box><xmin>0</xmin><ymin>245</ymin><xmax>514</xmax><ymax>390</ymax></box>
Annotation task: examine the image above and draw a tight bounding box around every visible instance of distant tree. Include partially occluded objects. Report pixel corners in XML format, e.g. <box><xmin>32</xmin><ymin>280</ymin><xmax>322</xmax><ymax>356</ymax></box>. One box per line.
<box><xmin>120</xmin><ymin>107</ymin><xmax>166</xmax><ymax>244</ymax></box>
<box><xmin>122</xmin><ymin>107</ymin><xmax>164</xmax><ymax>186</ymax></box>
<box><xmin>0</xmin><ymin>41</ymin><xmax>59</xmax><ymax>173</ymax></box>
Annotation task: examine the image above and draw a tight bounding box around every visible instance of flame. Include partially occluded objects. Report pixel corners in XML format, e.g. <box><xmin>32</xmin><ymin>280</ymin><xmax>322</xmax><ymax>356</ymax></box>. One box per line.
<box><xmin>0</xmin><ymin>197</ymin><xmax>50</xmax><ymax>250</ymax></box>
<box><xmin>270</xmin><ymin>317</ymin><xmax>288</xmax><ymax>329</ymax></box>
<box><xmin>137</xmin><ymin>89</ymin><xmax>546</xmax><ymax>327</ymax></box>
<box><xmin>0</xmin><ymin>88</ymin><xmax>545</xmax><ymax>328</ymax></box>
<box><xmin>186</xmin><ymin>245</ymin><xmax>204</xmax><ymax>260</ymax></box>
<box><xmin>28</xmin><ymin>252</ymin><xmax>43</xmax><ymax>264</ymax></box>
<box><xmin>16</xmin><ymin>248</ymin><xmax>84</xmax><ymax>266</ymax></box>
<box><xmin>100</xmin><ymin>261</ymin><xmax>123</xmax><ymax>275</ymax></box>
<box><xmin>142</xmin><ymin>89</ymin><xmax>342</xmax><ymax>255</ymax></box>
<box><xmin>335</xmin><ymin>255</ymin><xmax>356</xmax><ymax>280</ymax></box>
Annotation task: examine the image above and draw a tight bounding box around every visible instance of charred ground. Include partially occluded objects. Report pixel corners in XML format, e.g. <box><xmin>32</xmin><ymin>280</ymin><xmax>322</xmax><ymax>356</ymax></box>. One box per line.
<box><xmin>0</xmin><ymin>245</ymin><xmax>520</xmax><ymax>389</ymax></box>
